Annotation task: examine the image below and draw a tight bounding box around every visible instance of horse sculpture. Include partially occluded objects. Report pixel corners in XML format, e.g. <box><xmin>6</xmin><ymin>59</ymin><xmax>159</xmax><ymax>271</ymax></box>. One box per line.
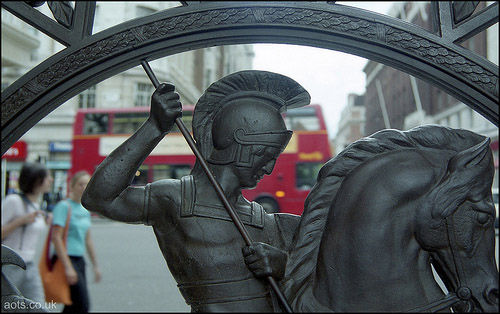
<box><xmin>282</xmin><ymin>125</ymin><xmax>498</xmax><ymax>312</ymax></box>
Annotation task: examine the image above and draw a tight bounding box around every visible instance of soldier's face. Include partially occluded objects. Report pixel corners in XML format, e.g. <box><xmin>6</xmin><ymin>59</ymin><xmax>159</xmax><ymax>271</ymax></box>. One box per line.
<box><xmin>238</xmin><ymin>146</ymin><xmax>280</xmax><ymax>189</ymax></box>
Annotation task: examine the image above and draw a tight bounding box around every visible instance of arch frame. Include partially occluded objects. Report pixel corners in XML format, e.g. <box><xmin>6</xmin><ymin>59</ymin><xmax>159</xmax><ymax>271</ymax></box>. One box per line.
<box><xmin>1</xmin><ymin>1</ymin><xmax>498</xmax><ymax>153</ymax></box>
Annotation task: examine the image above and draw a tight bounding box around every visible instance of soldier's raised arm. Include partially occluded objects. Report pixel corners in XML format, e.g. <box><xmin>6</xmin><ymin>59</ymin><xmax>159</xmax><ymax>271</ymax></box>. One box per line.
<box><xmin>82</xmin><ymin>83</ymin><xmax>182</xmax><ymax>223</ymax></box>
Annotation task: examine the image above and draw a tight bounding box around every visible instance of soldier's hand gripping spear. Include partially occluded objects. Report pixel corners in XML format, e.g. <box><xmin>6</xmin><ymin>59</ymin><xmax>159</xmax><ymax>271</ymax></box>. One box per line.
<box><xmin>141</xmin><ymin>60</ymin><xmax>293</xmax><ymax>313</ymax></box>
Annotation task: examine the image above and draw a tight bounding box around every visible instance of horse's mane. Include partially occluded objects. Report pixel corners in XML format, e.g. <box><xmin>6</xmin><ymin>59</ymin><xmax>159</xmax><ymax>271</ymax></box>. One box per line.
<box><xmin>282</xmin><ymin>125</ymin><xmax>487</xmax><ymax>310</ymax></box>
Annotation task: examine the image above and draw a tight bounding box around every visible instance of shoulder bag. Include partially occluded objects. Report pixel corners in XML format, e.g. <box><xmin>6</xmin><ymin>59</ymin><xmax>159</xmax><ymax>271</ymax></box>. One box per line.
<box><xmin>38</xmin><ymin>201</ymin><xmax>72</xmax><ymax>305</ymax></box>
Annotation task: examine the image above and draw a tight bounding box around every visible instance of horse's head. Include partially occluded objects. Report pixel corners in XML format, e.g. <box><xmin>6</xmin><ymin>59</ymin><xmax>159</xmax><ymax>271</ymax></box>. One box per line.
<box><xmin>416</xmin><ymin>138</ymin><xmax>498</xmax><ymax>312</ymax></box>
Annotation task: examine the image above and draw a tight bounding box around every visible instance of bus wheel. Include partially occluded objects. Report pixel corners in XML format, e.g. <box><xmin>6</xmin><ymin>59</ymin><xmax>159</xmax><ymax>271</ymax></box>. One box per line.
<box><xmin>255</xmin><ymin>197</ymin><xmax>280</xmax><ymax>214</ymax></box>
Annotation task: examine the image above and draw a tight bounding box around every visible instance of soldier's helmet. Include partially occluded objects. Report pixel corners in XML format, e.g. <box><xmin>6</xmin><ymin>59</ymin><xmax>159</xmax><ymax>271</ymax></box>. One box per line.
<box><xmin>209</xmin><ymin>94</ymin><xmax>293</xmax><ymax>167</ymax></box>
<box><xmin>192</xmin><ymin>70</ymin><xmax>311</xmax><ymax>169</ymax></box>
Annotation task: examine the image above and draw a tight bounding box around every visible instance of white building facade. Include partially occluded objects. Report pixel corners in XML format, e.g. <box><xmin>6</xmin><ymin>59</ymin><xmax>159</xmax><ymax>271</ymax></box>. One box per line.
<box><xmin>334</xmin><ymin>93</ymin><xmax>365</xmax><ymax>155</ymax></box>
<box><xmin>2</xmin><ymin>2</ymin><xmax>254</xmax><ymax>198</ymax></box>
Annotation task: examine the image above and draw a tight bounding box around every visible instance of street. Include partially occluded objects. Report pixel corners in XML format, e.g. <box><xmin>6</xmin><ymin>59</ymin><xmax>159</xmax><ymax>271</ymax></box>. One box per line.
<box><xmin>34</xmin><ymin>218</ymin><xmax>498</xmax><ymax>312</ymax></box>
<box><xmin>40</xmin><ymin>219</ymin><xmax>190</xmax><ymax>312</ymax></box>
<box><xmin>86</xmin><ymin>219</ymin><xmax>190</xmax><ymax>313</ymax></box>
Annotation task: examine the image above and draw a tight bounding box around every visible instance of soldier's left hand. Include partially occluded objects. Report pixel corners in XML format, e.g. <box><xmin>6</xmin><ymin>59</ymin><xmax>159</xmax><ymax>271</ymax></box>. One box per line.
<box><xmin>242</xmin><ymin>242</ymin><xmax>287</xmax><ymax>280</ymax></box>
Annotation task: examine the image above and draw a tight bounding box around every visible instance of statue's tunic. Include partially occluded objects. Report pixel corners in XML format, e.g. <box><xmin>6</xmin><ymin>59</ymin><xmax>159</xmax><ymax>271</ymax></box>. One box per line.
<box><xmin>142</xmin><ymin>175</ymin><xmax>299</xmax><ymax>312</ymax></box>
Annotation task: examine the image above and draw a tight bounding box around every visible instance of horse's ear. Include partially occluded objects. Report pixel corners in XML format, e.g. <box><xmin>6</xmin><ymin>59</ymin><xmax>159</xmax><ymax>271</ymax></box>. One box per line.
<box><xmin>434</xmin><ymin>138</ymin><xmax>491</xmax><ymax>219</ymax></box>
<box><xmin>447</xmin><ymin>138</ymin><xmax>491</xmax><ymax>172</ymax></box>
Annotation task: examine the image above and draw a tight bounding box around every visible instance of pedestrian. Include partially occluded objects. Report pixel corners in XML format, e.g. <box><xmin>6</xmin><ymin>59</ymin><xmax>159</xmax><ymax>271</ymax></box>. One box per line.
<box><xmin>1</xmin><ymin>162</ymin><xmax>54</xmax><ymax>304</ymax></box>
<box><xmin>82</xmin><ymin>70</ymin><xmax>310</xmax><ymax>312</ymax></box>
<box><xmin>51</xmin><ymin>170</ymin><xmax>102</xmax><ymax>313</ymax></box>
<box><xmin>43</xmin><ymin>191</ymin><xmax>56</xmax><ymax>212</ymax></box>
<box><xmin>55</xmin><ymin>186</ymin><xmax>63</xmax><ymax>203</ymax></box>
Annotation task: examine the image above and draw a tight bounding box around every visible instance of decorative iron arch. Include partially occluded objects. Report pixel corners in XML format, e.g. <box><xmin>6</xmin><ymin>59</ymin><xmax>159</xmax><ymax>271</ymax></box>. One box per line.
<box><xmin>1</xmin><ymin>1</ymin><xmax>498</xmax><ymax>154</ymax></box>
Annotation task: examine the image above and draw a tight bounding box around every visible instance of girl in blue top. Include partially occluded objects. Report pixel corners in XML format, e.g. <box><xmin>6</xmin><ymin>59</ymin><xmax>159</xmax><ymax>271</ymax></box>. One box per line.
<box><xmin>52</xmin><ymin>171</ymin><xmax>101</xmax><ymax>313</ymax></box>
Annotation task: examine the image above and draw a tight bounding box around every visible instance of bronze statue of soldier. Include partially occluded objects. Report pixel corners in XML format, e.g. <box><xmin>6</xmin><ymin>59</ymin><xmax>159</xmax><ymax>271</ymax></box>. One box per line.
<box><xmin>82</xmin><ymin>70</ymin><xmax>311</xmax><ymax>312</ymax></box>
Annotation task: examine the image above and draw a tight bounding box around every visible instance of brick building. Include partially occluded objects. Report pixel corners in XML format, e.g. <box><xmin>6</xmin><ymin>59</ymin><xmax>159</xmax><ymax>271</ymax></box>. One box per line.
<box><xmin>361</xmin><ymin>1</ymin><xmax>498</xmax><ymax>188</ymax></box>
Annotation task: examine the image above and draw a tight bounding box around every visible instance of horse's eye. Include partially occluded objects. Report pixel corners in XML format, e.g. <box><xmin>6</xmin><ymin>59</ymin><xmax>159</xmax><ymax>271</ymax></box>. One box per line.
<box><xmin>476</xmin><ymin>212</ymin><xmax>489</xmax><ymax>224</ymax></box>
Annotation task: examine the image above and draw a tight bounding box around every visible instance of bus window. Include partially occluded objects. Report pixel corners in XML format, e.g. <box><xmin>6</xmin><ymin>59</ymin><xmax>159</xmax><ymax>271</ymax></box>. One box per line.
<box><xmin>296</xmin><ymin>162</ymin><xmax>323</xmax><ymax>189</ymax></box>
<box><xmin>84</xmin><ymin>113</ymin><xmax>109</xmax><ymax>134</ymax></box>
<box><xmin>153</xmin><ymin>164</ymin><xmax>192</xmax><ymax>181</ymax></box>
<box><xmin>284</xmin><ymin>107</ymin><xmax>320</xmax><ymax>131</ymax></box>
<box><xmin>172</xmin><ymin>165</ymin><xmax>191</xmax><ymax>179</ymax></box>
<box><xmin>113</xmin><ymin>112</ymin><xmax>149</xmax><ymax>134</ymax></box>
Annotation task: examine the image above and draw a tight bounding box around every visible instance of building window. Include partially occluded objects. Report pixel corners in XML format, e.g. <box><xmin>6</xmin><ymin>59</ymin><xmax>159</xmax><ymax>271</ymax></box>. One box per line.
<box><xmin>78</xmin><ymin>85</ymin><xmax>96</xmax><ymax>108</ymax></box>
<box><xmin>467</xmin><ymin>37</ymin><xmax>476</xmax><ymax>54</ymax></box>
<box><xmin>31</xmin><ymin>50</ymin><xmax>39</xmax><ymax>62</ymax></box>
<box><xmin>204</xmin><ymin>69</ymin><xmax>212</xmax><ymax>88</ymax></box>
<box><xmin>93</xmin><ymin>5</ymin><xmax>100</xmax><ymax>32</ymax></box>
<box><xmin>436</xmin><ymin>90</ymin><xmax>443</xmax><ymax>109</ymax></box>
<box><xmin>134</xmin><ymin>83</ymin><xmax>153</xmax><ymax>107</ymax></box>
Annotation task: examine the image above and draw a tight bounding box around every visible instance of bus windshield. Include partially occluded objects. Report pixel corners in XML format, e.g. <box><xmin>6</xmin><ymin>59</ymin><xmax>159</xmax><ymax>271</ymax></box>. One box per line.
<box><xmin>284</xmin><ymin>107</ymin><xmax>320</xmax><ymax>131</ymax></box>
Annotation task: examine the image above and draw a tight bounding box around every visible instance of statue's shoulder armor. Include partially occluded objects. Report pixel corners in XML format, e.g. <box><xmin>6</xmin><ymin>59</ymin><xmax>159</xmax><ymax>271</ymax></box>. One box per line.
<box><xmin>180</xmin><ymin>175</ymin><xmax>195</xmax><ymax>217</ymax></box>
<box><xmin>180</xmin><ymin>175</ymin><xmax>265</xmax><ymax>229</ymax></box>
<box><xmin>143</xmin><ymin>178</ymin><xmax>181</xmax><ymax>226</ymax></box>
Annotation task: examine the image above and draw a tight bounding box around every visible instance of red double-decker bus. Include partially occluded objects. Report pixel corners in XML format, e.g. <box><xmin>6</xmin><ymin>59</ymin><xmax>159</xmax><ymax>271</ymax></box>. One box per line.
<box><xmin>70</xmin><ymin>104</ymin><xmax>331</xmax><ymax>215</ymax></box>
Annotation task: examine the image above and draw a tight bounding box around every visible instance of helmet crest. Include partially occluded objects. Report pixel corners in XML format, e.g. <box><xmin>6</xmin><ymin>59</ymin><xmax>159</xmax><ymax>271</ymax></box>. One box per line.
<box><xmin>192</xmin><ymin>70</ymin><xmax>310</xmax><ymax>169</ymax></box>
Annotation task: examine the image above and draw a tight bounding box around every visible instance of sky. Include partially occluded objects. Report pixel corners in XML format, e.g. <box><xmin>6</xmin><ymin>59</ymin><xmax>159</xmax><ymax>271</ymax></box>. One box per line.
<box><xmin>252</xmin><ymin>2</ymin><xmax>394</xmax><ymax>138</ymax></box>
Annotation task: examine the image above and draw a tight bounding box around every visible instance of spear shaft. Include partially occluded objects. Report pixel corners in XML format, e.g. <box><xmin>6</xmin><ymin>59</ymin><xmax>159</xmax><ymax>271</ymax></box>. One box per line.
<box><xmin>140</xmin><ymin>60</ymin><xmax>293</xmax><ymax>313</ymax></box>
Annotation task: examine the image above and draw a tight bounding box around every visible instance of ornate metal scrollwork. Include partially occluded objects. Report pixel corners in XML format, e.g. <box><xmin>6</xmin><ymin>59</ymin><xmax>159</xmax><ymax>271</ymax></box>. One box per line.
<box><xmin>1</xmin><ymin>1</ymin><xmax>498</xmax><ymax>154</ymax></box>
